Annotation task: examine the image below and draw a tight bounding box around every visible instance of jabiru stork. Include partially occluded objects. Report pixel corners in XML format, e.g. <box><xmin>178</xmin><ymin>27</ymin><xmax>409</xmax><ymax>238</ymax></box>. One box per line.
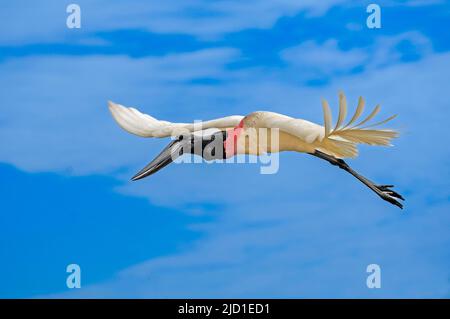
<box><xmin>108</xmin><ymin>92</ymin><xmax>404</xmax><ymax>208</ymax></box>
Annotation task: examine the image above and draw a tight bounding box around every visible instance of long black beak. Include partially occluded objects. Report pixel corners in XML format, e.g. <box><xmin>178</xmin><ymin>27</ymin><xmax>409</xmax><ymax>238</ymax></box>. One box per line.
<box><xmin>131</xmin><ymin>130</ymin><xmax>227</xmax><ymax>181</ymax></box>
<box><xmin>131</xmin><ymin>139</ymin><xmax>186</xmax><ymax>181</ymax></box>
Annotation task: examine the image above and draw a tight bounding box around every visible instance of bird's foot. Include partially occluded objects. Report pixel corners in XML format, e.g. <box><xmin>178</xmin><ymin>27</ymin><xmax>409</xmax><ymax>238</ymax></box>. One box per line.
<box><xmin>374</xmin><ymin>184</ymin><xmax>405</xmax><ymax>209</ymax></box>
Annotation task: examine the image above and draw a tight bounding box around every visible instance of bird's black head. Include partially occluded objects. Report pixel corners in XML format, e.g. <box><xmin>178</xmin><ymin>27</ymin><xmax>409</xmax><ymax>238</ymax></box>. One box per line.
<box><xmin>131</xmin><ymin>129</ymin><xmax>227</xmax><ymax>181</ymax></box>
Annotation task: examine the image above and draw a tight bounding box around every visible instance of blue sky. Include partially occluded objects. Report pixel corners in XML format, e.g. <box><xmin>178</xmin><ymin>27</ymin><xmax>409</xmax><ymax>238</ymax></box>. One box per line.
<box><xmin>0</xmin><ymin>0</ymin><xmax>449</xmax><ymax>298</ymax></box>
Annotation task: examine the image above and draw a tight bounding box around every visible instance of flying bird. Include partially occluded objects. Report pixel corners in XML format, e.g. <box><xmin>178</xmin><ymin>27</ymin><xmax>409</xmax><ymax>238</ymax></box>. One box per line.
<box><xmin>108</xmin><ymin>92</ymin><xmax>404</xmax><ymax>208</ymax></box>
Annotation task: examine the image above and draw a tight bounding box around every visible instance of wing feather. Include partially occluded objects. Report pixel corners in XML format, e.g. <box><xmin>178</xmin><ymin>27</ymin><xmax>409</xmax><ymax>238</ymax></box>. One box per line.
<box><xmin>343</xmin><ymin>96</ymin><xmax>365</xmax><ymax>128</ymax></box>
<box><xmin>322</xmin><ymin>99</ymin><xmax>332</xmax><ymax>137</ymax></box>
<box><xmin>360</xmin><ymin>114</ymin><xmax>398</xmax><ymax>129</ymax></box>
<box><xmin>352</xmin><ymin>104</ymin><xmax>381</xmax><ymax>128</ymax></box>
<box><xmin>334</xmin><ymin>91</ymin><xmax>347</xmax><ymax>131</ymax></box>
<box><xmin>108</xmin><ymin>101</ymin><xmax>243</xmax><ymax>138</ymax></box>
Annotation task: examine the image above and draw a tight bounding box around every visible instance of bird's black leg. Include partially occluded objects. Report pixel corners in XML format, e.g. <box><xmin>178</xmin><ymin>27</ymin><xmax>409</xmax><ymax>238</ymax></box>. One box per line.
<box><xmin>309</xmin><ymin>150</ymin><xmax>404</xmax><ymax>209</ymax></box>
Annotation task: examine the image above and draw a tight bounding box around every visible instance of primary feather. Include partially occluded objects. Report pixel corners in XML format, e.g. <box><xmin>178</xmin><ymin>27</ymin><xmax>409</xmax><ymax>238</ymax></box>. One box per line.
<box><xmin>323</xmin><ymin>94</ymin><xmax>398</xmax><ymax>152</ymax></box>
<box><xmin>343</xmin><ymin>96</ymin><xmax>365</xmax><ymax>128</ymax></box>
<box><xmin>352</xmin><ymin>104</ymin><xmax>381</xmax><ymax>128</ymax></box>
<box><xmin>322</xmin><ymin>99</ymin><xmax>332</xmax><ymax>137</ymax></box>
<box><xmin>334</xmin><ymin>91</ymin><xmax>347</xmax><ymax>130</ymax></box>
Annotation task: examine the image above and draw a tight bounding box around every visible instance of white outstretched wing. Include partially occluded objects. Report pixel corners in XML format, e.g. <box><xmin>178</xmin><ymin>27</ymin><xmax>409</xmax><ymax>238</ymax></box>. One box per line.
<box><xmin>244</xmin><ymin>92</ymin><xmax>398</xmax><ymax>145</ymax></box>
<box><xmin>108</xmin><ymin>101</ymin><xmax>244</xmax><ymax>138</ymax></box>
<box><xmin>241</xmin><ymin>92</ymin><xmax>398</xmax><ymax>158</ymax></box>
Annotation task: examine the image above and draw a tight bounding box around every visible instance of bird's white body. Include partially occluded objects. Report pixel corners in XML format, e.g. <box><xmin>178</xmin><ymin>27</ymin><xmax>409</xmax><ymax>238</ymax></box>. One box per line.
<box><xmin>109</xmin><ymin>92</ymin><xmax>398</xmax><ymax>159</ymax></box>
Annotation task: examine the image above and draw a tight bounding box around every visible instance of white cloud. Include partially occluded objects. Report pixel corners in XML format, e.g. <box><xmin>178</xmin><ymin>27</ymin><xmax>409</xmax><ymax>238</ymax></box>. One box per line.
<box><xmin>280</xmin><ymin>31</ymin><xmax>433</xmax><ymax>79</ymax></box>
<box><xmin>368</xmin><ymin>31</ymin><xmax>433</xmax><ymax>68</ymax></box>
<box><xmin>1</xmin><ymin>0</ymin><xmax>442</xmax><ymax>45</ymax></box>
<box><xmin>0</xmin><ymin>0</ymin><xmax>346</xmax><ymax>45</ymax></box>
<box><xmin>281</xmin><ymin>39</ymin><xmax>368</xmax><ymax>77</ymax></box>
